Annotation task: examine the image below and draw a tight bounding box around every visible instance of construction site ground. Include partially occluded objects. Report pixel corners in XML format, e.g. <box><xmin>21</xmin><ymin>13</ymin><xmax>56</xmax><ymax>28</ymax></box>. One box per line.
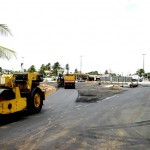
<box><xmin>42</xmin><ymin>81</ymin><xmax>126</xmax><ymax>101</ymax></box>
<box><xmin>1</xmin><ymin>80</ymin><xmax>150</xmax><ymax>150</ymax></box>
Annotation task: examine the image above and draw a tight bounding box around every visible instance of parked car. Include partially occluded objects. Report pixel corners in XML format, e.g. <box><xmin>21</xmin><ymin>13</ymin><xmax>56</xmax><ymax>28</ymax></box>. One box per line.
<box><xmin>78</xmin><ymin>78</ymin><xmax>85</xmax><ymax>82</ymax></box>
<box><xmin>128</xmin><ymin>78</ymin><xmax>138</xmax><ymax>88</ymax></box>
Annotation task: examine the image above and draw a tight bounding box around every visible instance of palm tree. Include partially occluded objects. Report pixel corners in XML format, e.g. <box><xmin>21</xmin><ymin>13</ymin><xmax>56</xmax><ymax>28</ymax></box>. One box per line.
<box><xmin>0</xmin><ymin>24</ymin><xmax>16</xmax><ymax>60</ymax></box>
<box><xmin>66</xmin><ymin>63</ymin><xmax>69</xmax><ymax>74</ymax></box>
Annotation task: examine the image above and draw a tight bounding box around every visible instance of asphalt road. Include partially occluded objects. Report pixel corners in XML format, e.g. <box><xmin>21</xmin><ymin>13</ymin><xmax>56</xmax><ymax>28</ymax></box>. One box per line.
<box><xmin>0</xmin><ymin>85</ymin><xmax>150</xmax><ymax>150</ymax></box>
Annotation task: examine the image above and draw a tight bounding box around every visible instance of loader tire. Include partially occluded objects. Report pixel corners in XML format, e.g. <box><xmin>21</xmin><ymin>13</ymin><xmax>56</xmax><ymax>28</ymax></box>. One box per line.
<box><xmin>28</xmin><ymin>87</ymin><xmax>43</xmax><ymax>113</ymax></box>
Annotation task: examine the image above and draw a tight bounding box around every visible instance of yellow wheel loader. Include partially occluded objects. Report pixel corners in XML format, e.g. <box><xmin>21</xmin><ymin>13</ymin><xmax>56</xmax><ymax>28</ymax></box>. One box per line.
<box><xmin>57</xmin><ymin>74</ymin><xmax>64</xmax><ymax>88</ymax></box>
<box><xmin>0</xmin><ymin>72</ymin><xmax>45</xmax><ymax>115</ymax></box>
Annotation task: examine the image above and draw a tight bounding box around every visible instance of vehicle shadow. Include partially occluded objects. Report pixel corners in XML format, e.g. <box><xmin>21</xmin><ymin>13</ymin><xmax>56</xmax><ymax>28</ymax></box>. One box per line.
<box><xmin>0</xmin><ymin>112</ymin><xmax>29</xmax><ymax>126</ymax></box>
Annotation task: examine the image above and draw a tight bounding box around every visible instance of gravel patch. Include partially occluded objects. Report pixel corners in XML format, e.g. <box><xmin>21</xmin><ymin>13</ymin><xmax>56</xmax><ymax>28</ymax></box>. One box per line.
<box><xmin>75</xmin><ymin>82</ymin><xmax>126</xmax><ymax>103</ymax></box>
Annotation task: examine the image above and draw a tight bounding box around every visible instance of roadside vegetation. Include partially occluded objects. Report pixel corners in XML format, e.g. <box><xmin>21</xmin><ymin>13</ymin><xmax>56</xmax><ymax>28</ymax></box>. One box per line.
<box><xmin>1</xmin><ymin>60</ymin><xmax>149</xmax><ymax>80</ymax></box>
<box><xmin>0</xmin><ymin>24</ymin><xmax>16</xmax><ymax>60</ymax></box>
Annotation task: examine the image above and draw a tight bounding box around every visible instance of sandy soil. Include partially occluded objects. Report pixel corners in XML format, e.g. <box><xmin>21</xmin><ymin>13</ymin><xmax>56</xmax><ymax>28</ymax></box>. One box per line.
<box><xmin>39</xmin><ymin>83</ymin><xmax>57</xmax><ymax>97</ymax></box>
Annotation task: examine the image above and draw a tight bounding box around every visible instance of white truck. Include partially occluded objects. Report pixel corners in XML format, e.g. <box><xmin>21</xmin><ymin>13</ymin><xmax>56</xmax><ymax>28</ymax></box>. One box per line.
<box><xmin>119</xmin><ymin>76</ymin><xmax>138</xmax><ymax>88</ymax></box>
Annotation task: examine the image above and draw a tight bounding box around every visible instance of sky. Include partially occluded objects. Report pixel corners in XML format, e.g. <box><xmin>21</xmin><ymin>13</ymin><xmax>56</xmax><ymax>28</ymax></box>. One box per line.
<box><xmin>0</xmin><ymin>0</ymin><xmax>150</xmax><ymax>75</ymax></box>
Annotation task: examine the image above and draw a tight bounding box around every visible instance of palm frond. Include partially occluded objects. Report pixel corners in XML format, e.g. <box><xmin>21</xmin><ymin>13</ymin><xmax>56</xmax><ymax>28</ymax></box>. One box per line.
<box><xmin>0</xmin><ymin>46</ymin><xmax>16</xmax><ymax>60</ymax></box>
<box><xmin>0</xmin><ymin>24</ymin><xmax>12</xmax><ymax>36</ymax></box>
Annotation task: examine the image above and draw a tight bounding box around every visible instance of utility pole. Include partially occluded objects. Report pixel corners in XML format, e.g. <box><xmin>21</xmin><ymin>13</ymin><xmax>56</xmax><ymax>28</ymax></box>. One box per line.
<box><xmin>21</xmin><ymin>57</ymin><xmax>24</xmax><ymax>72</ymax></box>
<box><xmin>142</xmin><ymin>54</ymin><xmax>146</xmax><ymax>71</ymax></box>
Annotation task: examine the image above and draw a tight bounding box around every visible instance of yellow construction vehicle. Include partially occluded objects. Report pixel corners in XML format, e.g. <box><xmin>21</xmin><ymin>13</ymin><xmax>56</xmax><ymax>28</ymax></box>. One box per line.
<box><xmin>0</xmin><ymin>72</ymin><xmax>45</xmax><ymax>115</ymax></box>
<box><xmin>64</xmin><ymin>74</ymin><xmax>75</xmax><ymax>89</ymax></box>
<box><xmin>57</xmin><ymin>74</ymin><xmax>64</xmax><ymax>88</ymax></box>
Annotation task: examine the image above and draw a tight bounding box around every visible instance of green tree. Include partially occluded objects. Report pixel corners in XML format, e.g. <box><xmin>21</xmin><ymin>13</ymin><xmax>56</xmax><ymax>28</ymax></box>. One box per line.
<box><xmin>110</xmin><ymin>73</ymin><xmax>117</xmax><ymax>77</ymax></box>
<box><xmin>24</xmin><ymin>69</ymin><xmax>27</xmax><ymax>72</ymax></box>
<box><xmin>66</xmin><ymin>63</ymin><xmax>69</xmax><ymax>74</ymax></box>
<box><xmin>104</xmin><ymin>70</ymin><xmax>109</xmax><ymax>74</ymax></box>
<box><xmin>88</xmin><ymin>71</ymin><xmax>98</xmax><ymax>75</ymax></box>
<box><xmin>28</xmin><ymin>65</ymin><xmax>36</xmax><ymax>72</ymax></box>
<box><xmin>74</xmin><ymin>68</ymin><xmax>79</xmax><ymax>73</ymax></box>
<box><xmin>39</xmin><ymin>64</ymin><xmax>46</xmax><ymax>76</ymax></box>
<box><xmin>136</xmin><ymin>69</ymin><xmax>145</xmax><ymax>77</ymax></box>
<box><xmin>52</xmin><ymin>62</ymin><xmax>61</xmax><ymax>70</ymax></box>
<box><xmin>52</xmin><ymin>62</ymin><xmax>61</xmax><ymax>75</ymax></box>
<box><xmin>46</xmin><ymin>63</ymin><xmax>51</xmax><ymax>70</ymax></box>
<box><xmin>0</xmin><ymin>24</ymin><xmax>16</xmax><ymax>60</ymax></box>
<box><xmin>39</xmin><ymin>63</ymin><xmax>51</xmax><ymax>77</ymax></box>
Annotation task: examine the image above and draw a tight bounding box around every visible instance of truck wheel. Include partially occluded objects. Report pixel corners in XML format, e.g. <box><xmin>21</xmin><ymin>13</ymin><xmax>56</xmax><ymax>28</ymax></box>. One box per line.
<box><xmin>28</xmin><ymin>87</ymin><xmax>43</xmax><ymax>113</ymax></box>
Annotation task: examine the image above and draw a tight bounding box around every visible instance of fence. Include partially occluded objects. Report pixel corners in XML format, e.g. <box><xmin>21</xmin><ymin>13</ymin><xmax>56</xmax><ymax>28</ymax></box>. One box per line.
<box><xmin>99</xmin><ymin>76</ymin><xmax>132</xmax><ymax>84</ymax></box>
